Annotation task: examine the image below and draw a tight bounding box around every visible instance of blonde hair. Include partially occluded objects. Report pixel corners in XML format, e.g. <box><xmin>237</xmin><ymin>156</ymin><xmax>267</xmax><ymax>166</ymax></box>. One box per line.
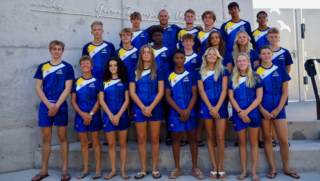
<box><xmin>200</xmin><ymin>47</ymin><xmax>225</xmax><ymax>81</ymax></box>
<box><xmin>119</xmin><ymin>28</ymin><xmax>133</xmax><ymax>37</ymax></box>
<box><xmin>49</xmin><ymin>40</ymin><xmax>65</xmax><ymax>51</ymax></box>
<box><xmin>135</xmin><ymin>45</ymin><xmax>158</xmax><ymax>81</ymax></box>
<box><xmin>91</xmin><ymin>21</ymin><xmax>103</xmax><ymax>29</ymax></box>
<box><xmin>267</xmin><ymin>27</ymin><xmax>280</xmax><ymax>35</ymax></box>
<box><xmin>184</xmin><ymin>9</ymin><xmax>195</xmax><ymax>16</ymax></box>
<box><xmin>201</xmin><ymin>11</ymin><xmax>216</xmax><ymax>21</ymax></box>
<box><xmin>232</xmin><ymin>53</ymin><xmax>260</xmax><ymax>88</ymax></box>
<box><xmin>232</xmin><ymin>30</ymin><xmax>253</xmax><ymax>60</ymax></box>
<box><xmin>79</xmin><ymin>55</ymin><xmax>93</xmax><ymax>66</ymax></box>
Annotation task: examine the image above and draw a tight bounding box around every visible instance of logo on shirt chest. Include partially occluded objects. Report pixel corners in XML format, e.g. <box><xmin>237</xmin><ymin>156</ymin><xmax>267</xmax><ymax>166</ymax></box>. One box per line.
<box><xmin>279</xmin><ymin>55</ymin><xmax>285</xmax><ymax>60</ymax></box>
<box><xmin>131</xmin><ymin>54</ymin><xmax>137</xmax><ymax>58</ymax></box>
<box><xmin>183</xmin><ymin>76</ymin><xmax>189</xmax><ymax>82</ymax></box>
<box><xmin>117</xmin><ymin>83</ymin><xmax>123</xmax><ymax>86</ymax></box>
<box><xmin>192</xmin><ymin>59</ymin><xmax>197</xmax><ymax>63</ymax></box>
<box><xmin>161</xmin><ymin>52</ymin><xmax>167</xmax><ymax>57</ymax></box>
<box><xmin>240</xmin><ymin>26</ymin><xmax>245</xmax><ymax>31</ymax></box>
<box><xmin>167</xmin><ymin>27</ymin><xmax>172</xmax><ymax>31</ymax></box>
<box><xmin>272</xmin><ymin>71</ymin><xmax>279</xmax><ymax>76</ymax></box>
<box><xmin>89</xmin><ymin>83</ymin><xmax>95</xmax><ymax>88</ymax></box>
<box><xmin>56</xmin><ymin>69</ymin><xmax>63</xmax><ymax>74</ymax></box>
<box><xmin>101</xmin><ymin>49</ymin><xmax>107</xmax><ymax>53</ymax></box>
<box><xmin>140</xmin><ymin>34</ymin><xmax>145</xmax><ymax>38</ymax></box>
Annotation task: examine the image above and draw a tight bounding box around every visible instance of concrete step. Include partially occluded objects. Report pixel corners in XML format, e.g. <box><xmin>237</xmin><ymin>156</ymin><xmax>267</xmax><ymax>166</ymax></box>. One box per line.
<box><xmin>2</xmin><ymin>168</ymin><xmax>320</xmax><ymax>181</ymax></box>
<box><xmin>35</xmin><ymin>140</ymin><xmax>320</xmax><ymax>173</ymax></box>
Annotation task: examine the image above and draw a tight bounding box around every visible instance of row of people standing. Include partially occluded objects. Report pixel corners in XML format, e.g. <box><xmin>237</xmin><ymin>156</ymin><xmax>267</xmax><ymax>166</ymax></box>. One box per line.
<box><xmin>32</xmin><ymin>2</ymin><xmax>299</xmax><ymax>181</ymax></box>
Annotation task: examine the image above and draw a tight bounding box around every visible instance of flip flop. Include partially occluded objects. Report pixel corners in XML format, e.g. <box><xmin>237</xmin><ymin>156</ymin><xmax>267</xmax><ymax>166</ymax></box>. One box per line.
<box><xmin>166</xmin><ymin>138</ymin><xmax>173</xmax><ymax>146</ymax></box>
<box><xmin>197</xmin><ymin>140</ymin><xmax>205</xmax><ymax>147</ymax></box>
<box><xmin>180</xmin><ymin>140</ymin><xmax>189</xmax><ymax>147</ymax></box>
<box><xmin>103</xmin><ymin>173</ymin><xmax>117</xmax><ymax>180</ymax></box>
<box><xmin>121</xmin><ymin>174</ymin><xmax>131</xmax><ymax>179</ymax></box>
<box><xmin>258</xmin><ymin>141</ymin><xmax>264</xmax><ymax>148</ymax></box>
<box><xmin>237</xmin><ymin>174</ymin><xmax>248</xmax><ymax>180</ymax></box>
<box><xmin>218</xmin><ymin>172</ymin><xmax>227</xmax><ymax>180</ymax></box>
<box><xmin>209</xmin><ymin>171</ymin><xmax>217</xmax><ymax>180</ymax></box>
<box><xmin>134</xmin><ymin>171</ymin><xmax>149</xmax><ymax>179</ymax></box>
<box><xmin>190</xmin><ymin>168</ymin><xmax>205</xmax><ymax>180</ymax></box>
<box><xmin>234</xmin><ymin>140</ymin><xmax>239</xmax><ymax>147</ymax></box>
<box><xmin>61</xmin><ymin>173</ymin><xmax>71</xmax><ymax>181</ymax></box>
<box><xmin>272</xmin><ymin>140</ymin><xmax>276</xmax><ymax>147</ymax></box>
<box><xmin>88</xmin><ymin>142</ymin><xmax>93</xmax><ymax>148</ymax></box>
<box><xmin>31</xmin><ymin>174</ymin><xmax>49</xmax><ymax>181</ymax></box>
<box><xmin>103</xmin><ymin>142</ymin><xmax>108</xmax><ymax>146</ymax></box>
<box><xmin>152</xmin><ymin>171</ymin><xmax>161</xmax><ymax>179</ymax></box>
<box><xmin>76</xmin><ymin>172</ymin><xmax>90</xmax><ymax>179</ymax></box>
<box><xmin>285</xmin><ymin>172</ymin><xmax>300</xmax><ymax>179</ymax></box>
<box><xmin>252</xmin><ymin>176</ymin><xmax>260</xmax><ymax>181</ymax></box>
<box><xmin>169</xmin><ymin>168</ymin><xmax>184</xmax><ymax>179</ymax></box>
<box><xmin>266</xmin><ymin>172</ymin><xmax>277</xmax><ymax>179</ymax></box>
<box><xmin>93</xmin><ymin>173</ymin><xmax>103</xmax><ymax>180</ymax></box>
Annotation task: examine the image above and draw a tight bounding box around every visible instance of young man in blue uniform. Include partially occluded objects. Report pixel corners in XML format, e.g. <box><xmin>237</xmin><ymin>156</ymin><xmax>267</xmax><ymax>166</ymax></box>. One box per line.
<box><xmin>119</xmin><ymin>12</ymin><xmax>149</xmax><ymax>51</ymax></box>
<box><xmin>165</xmin><ymin>49</ymin><xmax>205</xmax><ymax>179</ymax></box>
<box><xmin>221</xmin><ymin>2</ymin><xmax>254</xmax><ymax>53</ymax></box>
<box><xmin>177</xmin><ymin>9</ymin><xmax>201</xmax><ymax>53</ymax></box>
<box><xmin>82</xmin><ymin>21</ymin><xmax>115</xmax><ymax>80</ymax></box>
<box><xmin>198</xmin><ymin>11</ymin><xmax>226</xmax><ymax>55</ymax></box>
<box><xmin>33</xmin><ymin>40</ymin><xmax>74</xmax><ymax>181</ymax></box>
<box><xmin>114</xmin><ymin>28</ymin><xmax>139</xmax><ymax>78</ymax></box>
<box><xmin>252</xmin><ymin>11</ymin><xmax>270</xmax><ymax>51</ymax></box>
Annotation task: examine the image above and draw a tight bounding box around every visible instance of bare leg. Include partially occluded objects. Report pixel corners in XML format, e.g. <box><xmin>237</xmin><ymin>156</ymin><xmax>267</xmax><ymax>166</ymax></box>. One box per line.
<box><xmin>76</xmin><ymin>132</ymin><xmax>89</xmax><ymax>178</ymax></box>
<box><xmin>237</xmin><ymin>129</ymin><xmax>247</xmax><ymax>177</ymax></box>
<box><xmin>261</xmin><ymin>119</ymin><xmax>277</xmax><ymax>177</ymax></box>
<box><xmin>248</xmin><ymin>127</ymin><xmax>259</xmax><ymax>178</ymax></box>
<box><xmin>204</xmin><ymin>119</ymin><xmax>217</xmax><ymax>172</ymax></box>
<box><xmin>106</xmin><ymin>131</ymin><xmax>117</xmax><ymax>177</ymax></box>
<box><xmin>149</xmin><ymin>121</ymin><xmax>161</xmax><ymax>178</ymax></box>
<box><xmin>215</xmin><ymin>118</ymin><xmax>227</xmax><ymax>172</ymax></box>
<box><xmin>171</xmin><ymin>131</ymin><xmax>182</xmax><ymax>169</ymax></box>
<box><xmin>135</xmin><ymin>121</ymin><xmax>148</xmax><ymax>178</ymax></box>
<box><xmin>57</xmin><ymin>126</ymin><xmax>69</xmax><ymax>180</ymax></box>
<box><xmin>118</xmin><ymin>129</ymin><xmax>129</xmax><ymax>178</ymax></box>
<box><xmin>90</xmin><ymin>131</ymin><xmax>101</xmax><ymax>175</ymax></box>
<box><xmin>187</xmin><ymin>129</ymin><xmax>198</xmax><ymax>169</ymax></box>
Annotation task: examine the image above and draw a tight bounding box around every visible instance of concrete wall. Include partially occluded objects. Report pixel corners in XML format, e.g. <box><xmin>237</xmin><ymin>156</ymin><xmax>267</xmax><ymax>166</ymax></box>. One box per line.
<box><xmin>0</xmin><ymin>0</ymin><xmax>253</xmax><ymax>173</ymax></box>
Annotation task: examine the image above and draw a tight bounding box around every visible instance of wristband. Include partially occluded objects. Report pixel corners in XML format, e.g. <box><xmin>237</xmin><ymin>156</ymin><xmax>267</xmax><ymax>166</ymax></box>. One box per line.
<box><xmin>89</xmin><ymin>112</ymin><xmax>94</xmax><ymax>116</ymax></box>
<box><xmin>276</xmin><ymin>108</ymin><xmax>280</xmax><ymax>112</ymax></box>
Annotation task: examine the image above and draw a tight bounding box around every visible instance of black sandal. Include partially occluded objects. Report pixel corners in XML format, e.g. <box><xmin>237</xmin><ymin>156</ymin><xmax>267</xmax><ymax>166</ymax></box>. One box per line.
<box><xmin>103</xmin><ymin>142</ymin><xmax>108</xmax><ymax>146</ymax></box>
<box><xmin>180</xmin><ymin>140</ymin><xmax>189</xmax><ymax>147</ymax></box>
<box><xmin>266</xmin><ymin>172</ymin><xmax>277</xmax><ymax>179</ymax></box>
<box><xmin>234</xmin><ymin>140</ymin><xmax>239</xmax><ymax>147</ymax></box>
<box><xmin>61</xmin><ymin>173</ymin><xmax>71</xmax><ymax>181</ymax></box>
<box><xmin>31</xmin><ymin>174</ymin><xmax>49</xmax><ymax>181</ymax></box>
<box><xmin>285</xmin><ymin>172</ymin><xmax>300</xmax><ymax>179</ymax></box>
<box><xmin>197</xmin><ymin>140</ymin><xmax>205</xmax><ymax>147</ymax></box>
<box><xmin>272</xmin><ymin>140</ymin><xmax>276</xmax><ymax>147</ymax></box>
<box><xmin>166</xmin><ymin>138</ymin><xmax>172</xmax><ymax>146</ymax></box>
<box><xmin>258</xmin><ymin>141</ymin><xmax>264</xmax><ymax>148</ymax></box>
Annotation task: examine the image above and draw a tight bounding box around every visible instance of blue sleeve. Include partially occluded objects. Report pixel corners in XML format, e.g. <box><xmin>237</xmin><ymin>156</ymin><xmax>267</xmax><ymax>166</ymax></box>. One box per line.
<box><xmin>228</xmin><ymin>75</ymin><xmax>233</xmax><ymax>90</ymax></box>
<box><xmin>256</xmin><ymin>76</ymin><xmax>264</xmax><ymax>89</ymax></box>
<box><xmin>66</xmin><ymin>64</ymin><xmax>75</xmax><ymax>80</ymax></box>
<box><xmin>223</xmin><ymin>68</ymin><xmax>230</xmax><ymax>77</ymax></box>
<box><xmin>194</xmin><ymin>32</ymin><xmax>201</xmax><ymax>48</ymax></box>
<box><xmin>110</xmin><ymin>43</ymin><xmax>115</xmax><ymax>56</ymax></box>
<box><xmin>82</xmin><ymin>45</ymin><xmax>88</xmax><ymax>56</ymax></box>
<box><xmin>34</xmin><ymin>64</ymin><xmax>43</xmax><ymax>80</ymax></box>
<box><xmin>164</xmin><ymin>74</ymin><xmax>170</xmax><ymax>89</ymax></box>
<box><xmin>129</xmin><ymin>72</ymin><xmax>136</xmax><ymax>83</ymax></box>
<box><xmin>252</xmin><ymin>50</ymin><xmax>260</xmax><ymax>62</ymax></box>
<box><xmin>71</xmin><ymin>80</ymin><xmax>76</xmax><ymax>93</ymax></box>
<box><xmin>246</xmin><ymin>22</ymin><xmax>254</xmax><ymax>43</ymax></box>
<box><xmin>225</xmin><ymin>52</ymin><xmax>234</xmax><ymax>65</ymax></box>
<box><xmin>191</xmin><ymin>72</ymin><xmax>197</xmax><ymax>86</ymax></box>
<box><xmin>281</xmin><ymin>68</ymin><xmax>291</xmax><ymax>82</ymax></box>
<box><xmin>285</xmin><ymin>50</ymin><xmax>294</xmax><ymax>66</ymax></box>
<box><xmin>196</xmin><ymin>71</ymin><xmax>202</xmax><ymax>80</ymax></box>
<box><xmin>220</xmin><ymin>23</ymin><xmax>226</xmax><ymax>34</ymax></box>
<box><xmin>157</xmin><ymin>69</ymin><xmax>165</xmax><ymax>81</ymax></box>
<box><xmin>119</xmin><ymin>41</ymin><xmax>123</xmax><ymax>48</ymax></box>
<box><xmin>113</xmin><ymin>49</ymin><xmax>119</xmax><ymax>57</ymax></box>
<box><xmin>97</xmin><ymin>80</ymin><xmax>104</xmax><ymax>92</ymax></box>
<box><xmin>124</xmin><ymin>83</ymin><xmax>129</xmax><ymax>91</ymax></box>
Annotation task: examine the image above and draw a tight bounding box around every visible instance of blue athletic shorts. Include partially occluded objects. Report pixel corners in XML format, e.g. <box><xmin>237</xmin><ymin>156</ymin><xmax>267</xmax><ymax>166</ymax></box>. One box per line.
<box><xmin>133</xmin><ymin>103</ymin><xmax>164</xmax><ymax>122</ymax></box>
<box><xmin>38</xmin><ymin>101</ymin><xmax>68</xmax><ymax>127</ymax></box>
<box><xmin>168</xmin><ymin>115</ymin><xmax>198</xmax><ymax>132</ymax></box>
<box><xmin>74</xmin><ymin>112</ymin><xmax>102</xmax><ymax>133</ymax></box>
<box><xmin>232</xmin><ymin>116</ymin><xmax>261</xmax><ymax>131</ymax></box>
<box><xmin>103</xmin><ymin>117</ymin><xmax>131</xmax><ymax>132</ymax></box>
<box><xmin>198</xmin><ymin>98</ymin><xmax>229</xmax><ymax>119</ymax></box>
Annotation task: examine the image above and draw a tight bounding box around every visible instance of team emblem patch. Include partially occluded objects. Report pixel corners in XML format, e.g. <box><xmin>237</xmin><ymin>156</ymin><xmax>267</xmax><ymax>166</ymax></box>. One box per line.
<box><xmin>134</xmin><ymin>114</ymin><xmax>137</xmax><ymax>117</ymax></box>
<box><xmin>200</xmin><ymin>110</ymin><xmax>203</xmax><ymax>113</ymax></box>
<box><xmin>103</xmin><ymin>124</ymin><xmax>106</xmax><ymax>127</ymax></box>
<box><xmin>170</xmin><ymin>124</ymin><xmax>174</xmax><ymax>127</ymax></box>
<box><xmin>233</xmin><ymin>124</ymin><xmax>236</xmax><ymax>127</ymax></box>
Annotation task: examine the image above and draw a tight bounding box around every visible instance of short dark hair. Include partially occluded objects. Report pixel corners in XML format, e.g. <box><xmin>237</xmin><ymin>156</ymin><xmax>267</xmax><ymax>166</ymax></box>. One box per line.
<box><xmin>257</xmin><ymin>11</ymin><xmax>268</xmax><ymax>18</ymax></box>
<box><xmin>150</xmin><ymin>25</ymin><xmax>164</xmax><ymax>35</ymax></box>
<box><xmin>228</xmin><ymin>2</ymin><xmax>239</xmax><ymax>10</ymax></box>
<box><xmin>259</xmin><ymin>45</ymin><xmax>273</xmax><ymax>54</ymax></box>
<box><xmin>173</xmin><ymin>48</ymin><xmax>185</xmax><ymax>56</ymax></box>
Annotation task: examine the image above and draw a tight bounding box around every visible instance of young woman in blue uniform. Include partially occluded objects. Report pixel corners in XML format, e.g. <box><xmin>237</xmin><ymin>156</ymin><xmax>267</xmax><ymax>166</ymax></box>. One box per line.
<box><xmin>71</xmin><ymin>56</ymin><xmax>102</xmax><ymax>179</ymax></box>
<box><xmin>129</xmin><ymin>45</ymin><xmax>165</xmax><ymax>179</ymax></box>
<box><xmin>98</xmin><ymin>57</ymin><xmax>131</xmax><ymax>180</ymax></box>
<box><xmin>228</xmin><ymin>53</ymin><xmax>263</xmax><ymax>181</ymax></box>
<box><xmin>254</xmin><ymin>45</ymin><xmax>300</xmax><ymax>179</ymax></box>
<box><xmin>197</xmin><ymin>47</ymin><xmax>229</xmax><ymax>180</ymax></box>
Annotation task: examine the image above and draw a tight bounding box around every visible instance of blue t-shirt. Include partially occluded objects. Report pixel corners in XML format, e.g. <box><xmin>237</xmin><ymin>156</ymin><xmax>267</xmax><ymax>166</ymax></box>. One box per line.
<box><xmin>34</xmin><ymin>61</ymin><xmax>75</xmax><ymax>101</ymax></box>
<box><xmin>228</xmin><ymin>74</ymin><xmax>264</xmax><ymax>120</ymax></box>
<box><xmin>82</xmin><ymin>41</ymin><xmax>115</xmax><ymax>79</ymax></box>
<box><xmin>152</xmin><ymin>46</ymin><xmax>173</xmax><ymax>76</ymax></box>
<box><xmin>271</xmin><ymin>47</ymin><xmax>293</xmax><ymax>69</ymax></box>
<box><xmin>197</xmin><ymin>27</ymin><xmax>226</xmax><ymax>55</ymax></box>
<box><xmin>72</xmin><ymin>76</ymin><xmax>101</xmax><ymax>119</ymax></box>
<box><xmin>252</xmin><ymin>27</ymin><xmax>270</xmax><ymax>51</ymax></box>
<box><xmin>146</xmin><ymin>24</ymin><xmax>182</xmax><ymax>54</ymax></box>
<box><xmin>165</xmin><ymin>70</ymin><xmax>197</xmax><ymax>117</ymax></box>
<box><xmin>254</xmin><ymin>64</ymin><xmax>291</xmax><ymax>111</ymax></box>
<box><xmin>222</xmin><ymin>51</ymin><xmax>234</xmax><ymax>67</ymax></box>
<box><xmin>98</xmin><ymin>79</ymin><xmax>129</xmax><ymax>119</ymax></box>
<box><xmin>221</xmin><ymin>19</ymin><xmax>253</xmax><ymax>53</ymax></box>
<box><xmin>178</xmin><ymin>28</ymin><xmax>201</xmax><ymax>52</ymax></box>
<box><xmin>114</xmin><ymin>47</ymin><xmax>139</xmax><ymax>78</ymax></box>
<box><xmin>129</xmin><ymin>68</ymin><xmax>164</xmax><ymax>106</ymax></box>
<box><xmin>119</xmin><ymin>29</ymin><xmax>149</xmax><ymax>51</ymax></box>
<box><xmin>184</xmin><ymin>52</ymin><xmax>201</xmax><ymax>74</ymax></box>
